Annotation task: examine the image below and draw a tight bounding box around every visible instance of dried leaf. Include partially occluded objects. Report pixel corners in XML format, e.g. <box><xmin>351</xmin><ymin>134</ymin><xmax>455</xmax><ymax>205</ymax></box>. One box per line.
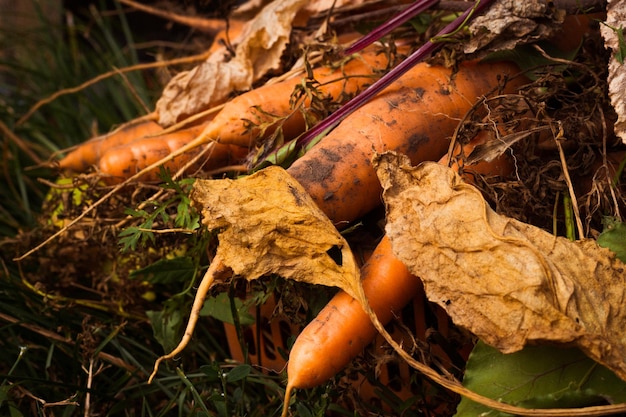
<box><xmin>150</xmin><ymin>165</ymin><xmax>364</xmax><ymax>383</ymax></box>
<box><xmin>156</xmin><ymin>0</ymin><xmax>308</xmax><ymax>126</ymax></box>
<box><xmin>190</xmin><ymin>166</ymin><xmax>361</xmax><ymax>299</ymax></box>
<box><xmin>465</xmin><ymin>0</ymin><xmax>565</xmax><ymax>57</ymax></box>
<box><xmin>600</xmin><ymin>0</ymin><xmax>626</xmax><ymax>145</ymax></box>
<box><xmin>374</xmin><ymin>151</ymin><xmax>626</xmax><ymax>381</ymax></box>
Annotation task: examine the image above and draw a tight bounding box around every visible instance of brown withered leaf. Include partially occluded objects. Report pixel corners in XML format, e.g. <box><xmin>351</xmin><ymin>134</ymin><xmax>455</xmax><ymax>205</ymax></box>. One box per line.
<box><xmin>156</xmin><ymin>0</ymin><xmax>307</xmax><ymax>126</ymax></box>
<box><xmin>374</xmin><ymin>151</ymin><xmax>626</xmax><ymax>381</ymax></box>
<box><xmin>190</xmin><ymin>165</ymin><xmax>361</xmax><ymax>299</ymax></box>
<box><xmin>600</xmin><ymin>0</ymin><xmax>626</xmax><ymax>145</ymax></box>
<box><xmin>465</xmin><ymin>0</ymin><xmax>565</xmax><ymax>57</ymax></box>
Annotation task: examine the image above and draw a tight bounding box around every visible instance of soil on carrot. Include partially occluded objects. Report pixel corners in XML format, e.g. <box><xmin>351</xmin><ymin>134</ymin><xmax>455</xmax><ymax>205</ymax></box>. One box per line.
<box><xmin>2</xmin><ymin>1</ymin><xmax>625</xmax><ymax>416</ymax></box>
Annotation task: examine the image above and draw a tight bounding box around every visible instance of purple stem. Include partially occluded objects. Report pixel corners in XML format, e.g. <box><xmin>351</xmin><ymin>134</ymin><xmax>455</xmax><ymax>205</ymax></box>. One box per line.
<box><xmin>296</xmin><ymin>0</ymin><xmax>495</xmax><ymax>150</ymax></box>
<box><xmin>343</xmin><ymin>0</ymin><xmax>440</xmax><ymax>56</ymax></box>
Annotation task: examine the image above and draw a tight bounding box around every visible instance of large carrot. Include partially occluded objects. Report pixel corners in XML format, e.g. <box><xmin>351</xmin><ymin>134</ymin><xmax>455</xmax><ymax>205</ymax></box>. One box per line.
<box><xmin>97</xmin><ymin>123</ymin><xmax>248</xmax><ymax>184</ymax></box>
<box><xmin>281</xmin><ymin>132</ymin><xmax>516</xmax><ymax>417</ymax></box>
<box><xmin>286</xmin><ymin>58</ymin><xmax>526</xmax><ymax>225</ymax></box>
<box><xmin>59</xmin><ymin>118</ymin><xmax>162</xmax><ymax>172</ymax></box>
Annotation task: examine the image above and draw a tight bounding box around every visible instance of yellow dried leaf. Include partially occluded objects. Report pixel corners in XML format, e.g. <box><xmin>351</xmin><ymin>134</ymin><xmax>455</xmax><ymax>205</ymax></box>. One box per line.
<box><xmin>190</xmin><ymin>165</ymin><xmax>361</xmax><ymax>299</ymax></box>
<box><xmin>374</xmin><ymin>151</ymin><xmax>626</xmax><ymax>381</ymax></box>
<box><xmin>149</xmin><ymin>165</ymin><xmax>362</xmax><ymax>383</ymax></box>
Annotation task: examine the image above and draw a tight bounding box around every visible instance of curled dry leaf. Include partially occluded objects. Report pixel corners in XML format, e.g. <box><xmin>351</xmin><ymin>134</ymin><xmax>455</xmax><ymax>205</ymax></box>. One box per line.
<box><xmin>190</xmin><ymin>166</ymin><xmax>361</xmax><ymax>299</ymax></box>
<box><xmin>600</xmin><ymin>0</ymin><xmax>626</xmax><ymax>145</ymax></box>
<box><xmin>374</xmin><ymin>151</ymin><xmax>626</xmax><ymax>381</ymax></box>
<box><xmin>156</xmin><ymin>0</ymin><xmax>308</xmax><ymax>126</ymax></box>
<box><xmin>465</xmin><ymin>0</ymin><xmax>565</xmax><ymax>56</ymax></box>
<box><xmin>190</xmin><ymin>166</ymin><xmax>489</xmax><ymax>414</ymax></box>
<box><xmin>150</xmin><ymin>165</ymin><xmax>364</xmax><ymax>382</ymax></box>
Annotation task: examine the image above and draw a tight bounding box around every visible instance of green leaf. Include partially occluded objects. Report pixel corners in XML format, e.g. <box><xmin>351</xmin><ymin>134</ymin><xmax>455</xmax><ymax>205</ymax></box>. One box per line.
<box><xmin>226</xmin><ymin>364</ymin><xmax>251</xmax><ymax>383</ymax></box>
<box><xmin>176</xmin><ymin>197</ymin><xmax>200</xmax><ymax>230</ymax></box>
<box><xmin>614</xmin><ymin>26</ymin><xmax>626</xmax><ymax>64</ymax></box>
<box><xmin>199</xmin><ymin>363</ymin><xmax>223</xmax><ymax>382</ymax></box>
<box><xmin>455</xmin><ymin>341</ymin><xmax>626</xmax><ymax>416</ymax></box>
<box><xmin>296</xmin><ymin>403</ymin><xmax>314</xmax><ymax>417</ymax></box>
<box><xmin>200</xmin><ymin>292</ymin><xmax>255</xmax><ymax>326</ymax></box>
<box><xmin>146</xmin><ymin>306</ymin><xmax>184</xmax><ymax>353</ymax></box>
<box><xmin>130</xmin><ymin>256</ymin><xmax>196</xmax><ymax>284</ymax></box>
<box><xmin>597</xmin><ymin>217</ymin><xmax>626</xmax><ymax>263</ymax></box>
<box><xmin>484</xmin><ymin>41</ymin><xmax>580</xmax><ymax>81</ymax></box>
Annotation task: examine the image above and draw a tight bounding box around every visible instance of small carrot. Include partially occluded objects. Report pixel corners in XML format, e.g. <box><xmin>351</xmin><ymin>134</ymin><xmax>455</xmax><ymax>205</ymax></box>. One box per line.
<box><xmin>197</xmin><ymin>46</ymin><xmax>404</xmax><ymax>148</ymax></box>
<box><xmin>284</xmin><ymin>235</ymin><xmax>419</xmax><ymax>391</ymax></box>
<box><xmin>286</xmin><ymin>58</ymin><xmax>526</xmax><ymax>225</ymax></box>
<box><xmin>59</xmin><ymin>118</ymin><xmax>162</xmax><ymax>172</ymax></box>
<box><xmin>59</xmin><ymin>47</ymin><xmax>401</xmax><ymax>181</ymax></box>
<box><xmin>97</xmin><ymin>123</ymin><xmax>248</xmax><ymax>184</ymax></box>
<box><xmin>281</xmin><ymin>131</ymin><xmax>516</xmax><ymax>417</ymax></box>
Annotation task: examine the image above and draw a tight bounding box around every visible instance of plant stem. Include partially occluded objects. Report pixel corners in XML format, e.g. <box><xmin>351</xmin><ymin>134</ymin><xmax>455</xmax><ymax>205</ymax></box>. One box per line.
<box><xmin>343</xmin><ymin>0</ymin><xmax>439</xmax><ymax>55</ymax></box>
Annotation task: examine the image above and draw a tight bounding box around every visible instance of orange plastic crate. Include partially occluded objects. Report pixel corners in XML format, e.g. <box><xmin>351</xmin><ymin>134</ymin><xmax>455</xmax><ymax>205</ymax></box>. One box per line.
<box><xmin>223</xmin><ymin>284</ymin><xmax>473</xmax><ymax>409</ymax></box>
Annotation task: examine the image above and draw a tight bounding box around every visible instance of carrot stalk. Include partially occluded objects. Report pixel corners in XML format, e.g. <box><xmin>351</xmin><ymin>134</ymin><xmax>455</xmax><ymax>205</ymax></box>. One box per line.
<box><xmin>343</xmin><ymin>0</ymin><xmax>439</xmax><ymax>55</ymax></box>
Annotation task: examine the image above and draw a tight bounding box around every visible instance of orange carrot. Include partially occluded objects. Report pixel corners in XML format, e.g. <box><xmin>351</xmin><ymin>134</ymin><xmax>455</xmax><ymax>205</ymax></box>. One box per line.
<box><xmin>97</xmin><ymin>123</ymin><xmax>248</xmax><ymax>184</ymax></box>
<box><xmin>285</xmin><ymin>235</ymin><xmax>419</xmax><ymax>390</ymax></box>
<box><xmin>59</xmin><ymin>118</ymin><xmax>162</xmax><ymax>172</ymax></box>
<box><xmin>59</xmin><ymin>47</ymin><xmax>401</xmax><ymax>181</ymax></box>
<box><xmin>281</xmin><ymin>131</ymin><xmax>516</xmax><ymax>417</ymax></box>
<box><xmin>286</xmin><ymin>59</ymin><xmax>527</xmax><ymax>225</ymax></box>
<box><xmin>199</xmin><ymin>47</ymin><xmax>405</xmax><ymax>148</ymax></box>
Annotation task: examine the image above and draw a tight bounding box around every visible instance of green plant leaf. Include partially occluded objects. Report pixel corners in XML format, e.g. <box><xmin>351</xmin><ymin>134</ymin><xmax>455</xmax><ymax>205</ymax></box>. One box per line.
<box><xmin>226</xmin><ymin>364</ymin><xmax>251</xmax><ymax>383</ymax></box>
<box><xmin>199</xmin><ymin>363</ymin><xmax>222</xmax><ymax>383</ymax></box>
<box><xmin>130</xmin><ymin>256</ymin><xmax>196</xmax><ymax>285</ymax></box>
<box><xmin>597</xmin><ymin>217</ymin><xmax>626</xmax><ymax>263</ymax></box>
<box><xmin>200</xmin><ymin>292</ymin><xmax>255</xmax><ymax>326</ymax></box>
<box><xmin>455</xmin><ymin>341</ymin><xmax>626</xmax><ymax>416</ymax></box>
<box><xmin>146</xmin><ymin>306</ymin><xmax>184</xmax><ymax>354</ymax></box>
<box><xmin>484</xmin><ymin>41</ymin><xmax>580</xmax><ymax>81</ymax></box>
<box><xmin>616</xmin><ymin>26</ymin><xmax>626</xmax><ymax>64</ymax></box>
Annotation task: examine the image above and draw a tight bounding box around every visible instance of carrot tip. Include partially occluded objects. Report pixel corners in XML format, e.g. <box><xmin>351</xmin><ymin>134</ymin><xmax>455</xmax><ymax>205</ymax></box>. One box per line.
<box><xmin>281</xmin><ymin>381</ymin><xmax>295</xmax><ymax>417</ymax></box>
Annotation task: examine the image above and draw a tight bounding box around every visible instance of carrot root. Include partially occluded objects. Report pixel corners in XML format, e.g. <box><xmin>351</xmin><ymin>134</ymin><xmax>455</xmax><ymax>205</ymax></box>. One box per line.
<box><xmin>148</xmin><ymin>258</ymin><xmax>231</xmax><ymax>384</ymax></box>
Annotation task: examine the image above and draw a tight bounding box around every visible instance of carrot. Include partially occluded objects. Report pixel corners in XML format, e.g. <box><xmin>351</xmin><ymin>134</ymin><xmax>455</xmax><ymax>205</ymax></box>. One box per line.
<box><xmin>97</xmin><ymin>123</ymin><xmax>248</xmax><ymax>184</ymax></box>
<box><xmin>284</xmin><ymin>235</ymin><xmax>418</xmax><ymax>390</ymax></box>
<box><xmin>280</xmin><ymin>131</ymin><xmax>516</xmax><ymax>417</ymax></box>
<box><xmin>198</xmin><ymin>46</ymin><xmax>404</xmax><ymax>148</ymax></box>
<box><xmin>58</xmin><ymin>47</ymin><xmax>400</xmax><ymax>181</ymax></box>
<box><xmin>286</xmin><ymin>58</ymin><xmax>527</xmax><ymax>225</ymax></box>
<box><xmin>59</xmin><ymin>118</ymin><xmax>162</xmax><ymax>172</ymax></box>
